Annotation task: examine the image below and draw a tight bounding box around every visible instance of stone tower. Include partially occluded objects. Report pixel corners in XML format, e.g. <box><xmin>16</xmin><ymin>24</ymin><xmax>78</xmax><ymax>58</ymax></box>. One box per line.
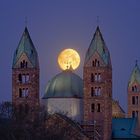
<box><xmin>12</xmin><ymin>27</ymin><xmax>39</xmax><ymax>114</ymax></box>
<box><xmin>128</xmin><ymin>62</ymin><xmax>140</xmax><ymax>119</ymax></box>
<box><xmin>83</xmin><ymin>26</ymin><xmax>112</xmax><ymax>140</ymax></box>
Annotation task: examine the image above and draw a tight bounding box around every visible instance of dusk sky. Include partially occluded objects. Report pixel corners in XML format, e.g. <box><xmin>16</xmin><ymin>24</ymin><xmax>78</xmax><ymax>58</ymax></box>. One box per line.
<box><xmin>1</xmin><ymin>0</ymin><xmax>140</xmax><ymax>112</ymax></box>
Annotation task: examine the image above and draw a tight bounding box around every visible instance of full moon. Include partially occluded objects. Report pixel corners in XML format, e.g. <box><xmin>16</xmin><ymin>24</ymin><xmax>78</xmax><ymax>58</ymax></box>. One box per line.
<box><xmin>58</xmin><ymin>48</ymin><xmax>80</xmax><ymax>70</ymax></box>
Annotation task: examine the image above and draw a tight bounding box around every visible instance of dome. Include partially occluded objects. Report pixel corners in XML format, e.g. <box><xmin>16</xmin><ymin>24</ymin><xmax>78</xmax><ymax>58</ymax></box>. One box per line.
<box><xmin>43</xmin><ymin>70</ymin><xmax>83</xmax><ymax>98</ymax></box>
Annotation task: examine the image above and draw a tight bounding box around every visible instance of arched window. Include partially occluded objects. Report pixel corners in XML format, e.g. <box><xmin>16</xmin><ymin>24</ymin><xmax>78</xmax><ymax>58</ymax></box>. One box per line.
<box><xmin>18</xmin><ymin>74</ymin><xmax>22</xmax><ymax>82</ymax></box>
<box><xmin>132</xmin><ymin>86</ymin><xmax>134</xmax><ymax>92</ymax></box>
<box><xmin>97</xmin><ymin>104</ymin><xmax>100</xmax><ymax>112</ymax></box>
<box><xmin>92</xmin><ymin>61</ymin><xmax>95</xmax><ymax>67</ymax></box>
<box><xmin>91</xmin><ymin>87</ymin><xmax>94</xmax><ymax>96</ymax></box>
<box><xmin>98</xmin><ymin>87</ymin><xmax>101</xmax><ymax>95</ymax></box>
<box><xmin>98</xmin><ymin>73</ymin><xmax>101</xmax><ymax>81</ymax></box>
<box><xmin>95</xmin><ymin>73</ymin><xmax>98</xmax><ymax>81</ymax></box>
<box><xmin>91</xmin><ymin>73</ymin><xmax>94</xmax><ymax>82</ymax></box>
<box><xmin>136</xmin><ymin>96</ymin><xmax>138</xmax><ymax>105</ymax></box>
<box><xmin>25</xmin><ymin>88</ymin><xmax>29</xmax><ymax>98</ymax></box>
<box><xmin>97</xmin><ymin>61</ymin><xmax>100</xmax><ymax>66</ymax></box>
<box><xmin>91</xmin><ymin>104</ymin><xmax>95</xmax><ymax>112</ymax></box>
<box><xmin>19</xmin><ymin>74</ymin><xmax>30</xmax><ymax>83</ymax></box>
<box><xmin>20</xmin><ymin>60</ymin><xmax>28</xmax><ymax>68</ymax></box>
<box><xmin>95</xmin><ymin>59</ymin><xmax>97</xmax><ymax>66</ymax></box>
<box><xmin>95</xmin><ymin>87</ymin><xmax>98</xmax><ymax>95</ymax></box>
<box><xmin>26</xmin><ymin>74</ymin><xmax>30</xmax><ymax>82</ymax></box>
<box><xmin>134</xmin><ymin>85</ymin><xmax>138</xmax><ymax>92</ymax></box>
<box><xmin>19</xmin><ymin>88</ymin><xmax>22</xmax><ymax>98</ymax></box>
<box><xmin>132</xmin><ymin>96</ymin><xmax>135</xmax><ymax>105</ymax></box>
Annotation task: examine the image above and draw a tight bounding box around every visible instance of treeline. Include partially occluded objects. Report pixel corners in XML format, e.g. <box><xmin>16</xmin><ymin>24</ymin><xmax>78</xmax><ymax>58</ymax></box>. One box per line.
<box><xmin>0</xmin><ymin>101</ymin><xmax>74</xmax><ymax>140</ymax></box>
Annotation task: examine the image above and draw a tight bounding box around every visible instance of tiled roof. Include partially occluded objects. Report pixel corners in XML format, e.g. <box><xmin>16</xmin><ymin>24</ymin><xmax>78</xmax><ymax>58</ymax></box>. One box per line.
<box><xmin>12</xmin><ymin>27</ymin><xmax>39</xmax><ymax>68</ymax></box>
<box><xmin>112</xmin><ymin>118</ymin><xmax>140</xmax><ymax>138</ymax></box>
<box><xmin>128</xmin><ymin>63</ymin><xmax>140</xmax><ymax>87</ymax></box>
<box><xmin>85</xmin><ymin>26</ymin><xmax>111</xmax><ymax>67</ymax></box>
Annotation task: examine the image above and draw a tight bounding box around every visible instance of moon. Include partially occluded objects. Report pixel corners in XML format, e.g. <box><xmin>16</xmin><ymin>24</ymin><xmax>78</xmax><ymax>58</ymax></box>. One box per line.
<box><xmin>58</xmin><ymin>48</ymin><xmax>80</xmax><ymax>70</ymax></box>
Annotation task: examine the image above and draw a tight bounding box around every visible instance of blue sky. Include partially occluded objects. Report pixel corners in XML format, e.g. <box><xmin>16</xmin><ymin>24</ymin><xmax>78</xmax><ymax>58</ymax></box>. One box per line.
<box><xmin>0</xmin><ymin>0</ymin><xmax>140</xmax><ymax>111</ymax></box>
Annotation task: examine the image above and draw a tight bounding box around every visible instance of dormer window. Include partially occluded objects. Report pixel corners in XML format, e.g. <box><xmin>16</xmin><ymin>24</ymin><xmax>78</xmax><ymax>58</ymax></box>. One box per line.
<box><xmin>132</xmin><ymin>85</ymin><xmax>139</xmax><ymax>92</ymax></box>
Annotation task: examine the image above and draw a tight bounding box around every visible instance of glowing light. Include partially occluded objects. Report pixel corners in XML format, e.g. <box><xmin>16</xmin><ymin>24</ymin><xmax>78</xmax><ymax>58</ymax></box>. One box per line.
<box><xmin>58</xmin><ymin>48</ymin><xmax>80</xmax><ymax>70</ymax></box>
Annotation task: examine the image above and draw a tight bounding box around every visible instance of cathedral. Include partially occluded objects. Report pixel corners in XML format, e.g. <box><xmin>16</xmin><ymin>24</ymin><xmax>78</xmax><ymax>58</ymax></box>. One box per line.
<box><xmin>12</xmin><ymin>26</ymin><xmax>140</xmax><ymax>139</ymax></box>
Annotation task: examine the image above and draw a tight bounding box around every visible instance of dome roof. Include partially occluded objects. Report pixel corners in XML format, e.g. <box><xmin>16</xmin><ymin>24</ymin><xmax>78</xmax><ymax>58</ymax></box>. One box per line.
<box><xmin>85</xmin><ymin>26</ymin><xmax>111</xmax><ymax>67</ymax></box>
<box><xmin>43</xmin><ymin>70</ymin><xmax>83</xmax><ymax>98</ymax></box>
<box><xmin>128</xmin><ymin>62</ymin><xmax>140</xmax><ymax>87</ymax></box>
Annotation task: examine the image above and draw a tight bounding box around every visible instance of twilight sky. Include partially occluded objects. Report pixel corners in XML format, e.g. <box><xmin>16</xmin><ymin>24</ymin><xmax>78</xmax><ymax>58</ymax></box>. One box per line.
<box><xmin>1</xmin><ymin>0</ymin><xmax>140</xmax><ymax>111</ymax></box>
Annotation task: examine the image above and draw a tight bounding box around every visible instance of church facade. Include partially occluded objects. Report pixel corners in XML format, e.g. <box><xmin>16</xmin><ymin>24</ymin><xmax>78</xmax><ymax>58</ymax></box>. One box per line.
<box><xmin>12</xmin><ymin>26</ymin><xmax>140</xmax><ymax>139</ymax></box>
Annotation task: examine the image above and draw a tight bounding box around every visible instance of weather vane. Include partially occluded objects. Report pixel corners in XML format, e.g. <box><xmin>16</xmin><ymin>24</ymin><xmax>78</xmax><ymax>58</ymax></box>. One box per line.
<box><xmin>25</xmin><ymin>16</ymin><xmax>28</xmax><ymax>27</ymax></box>
<box><xmin>96</xmin><ymin>16</ymin><xmax>100</xmax><ymax>26</ymax></box>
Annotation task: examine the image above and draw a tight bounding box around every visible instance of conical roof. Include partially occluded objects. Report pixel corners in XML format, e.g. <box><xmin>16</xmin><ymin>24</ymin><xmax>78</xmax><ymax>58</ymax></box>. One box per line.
<box><xmin>85</xmin><ymin>26</ymin><xmax>111</xmax><ymax>67</ymax></box>
<box><xmin>12</xmin><ymin>27</ymin><xmax>39</xmax><ymax>68</ymax></box>
<box><xmin>128</xmin><ymin>62</ymin><xmax>140</xmax><ymax>87</ymax></box>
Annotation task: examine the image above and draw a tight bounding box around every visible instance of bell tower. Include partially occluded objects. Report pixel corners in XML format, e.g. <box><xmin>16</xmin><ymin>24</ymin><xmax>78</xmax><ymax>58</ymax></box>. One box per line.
<box><xmin>128</xmin><ymin>62</ymin><xmax>140</xmax><ymax>119</ymax></box>
<box><xmin>12</xmin><ymin>27</ymin><xmax>39</xmax><ymax>114</ymax></box>
<box><xmin>83</xmin><ymin>26</ymin><xmax>112</xmax><ymax>140</ymax></box>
